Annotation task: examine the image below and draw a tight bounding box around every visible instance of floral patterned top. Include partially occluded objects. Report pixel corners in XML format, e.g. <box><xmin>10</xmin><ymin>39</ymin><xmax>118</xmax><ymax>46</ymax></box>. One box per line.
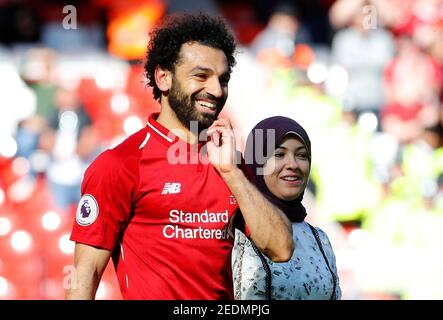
<box><xmin>232</xmin><ymin>221</ymin><xmax>341</xmax><ymax>300</ymax></box>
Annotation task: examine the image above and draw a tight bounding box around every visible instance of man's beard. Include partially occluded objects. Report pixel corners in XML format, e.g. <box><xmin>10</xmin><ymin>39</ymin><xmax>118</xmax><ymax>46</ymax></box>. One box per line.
<box><xmin>168</xmin><ymin>76</ymin><xmax>225</xmax><ymax>131</ymax></box>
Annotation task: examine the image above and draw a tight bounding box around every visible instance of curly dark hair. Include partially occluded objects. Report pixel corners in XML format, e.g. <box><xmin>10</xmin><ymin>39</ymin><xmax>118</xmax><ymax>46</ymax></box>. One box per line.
<box><xmin>145</xmin><ymin>12</ymin><xmax>237</xmax><ymax>100</ymax></box>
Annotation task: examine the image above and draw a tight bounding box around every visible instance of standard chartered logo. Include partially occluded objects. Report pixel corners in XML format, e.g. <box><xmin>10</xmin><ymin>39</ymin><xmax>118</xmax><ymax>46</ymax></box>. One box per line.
<box><xmin>163</xmin><ymin>209</ymin><xmax>232</xmax><ymax>240</ymax></box>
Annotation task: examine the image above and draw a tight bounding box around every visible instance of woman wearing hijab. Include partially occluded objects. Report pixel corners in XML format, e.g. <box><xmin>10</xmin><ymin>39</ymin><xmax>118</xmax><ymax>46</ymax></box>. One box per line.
<box><xmin>232</xmin><ymin>116</ymin><xmax>341</xmax><ymax>300</ymax></box>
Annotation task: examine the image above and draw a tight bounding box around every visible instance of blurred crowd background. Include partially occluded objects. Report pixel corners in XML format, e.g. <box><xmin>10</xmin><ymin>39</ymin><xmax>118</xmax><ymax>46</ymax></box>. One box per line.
<box><xmin>1</xmin><ymin>0</ymin><xmax>443</xmax><ymax>300</ymax></box>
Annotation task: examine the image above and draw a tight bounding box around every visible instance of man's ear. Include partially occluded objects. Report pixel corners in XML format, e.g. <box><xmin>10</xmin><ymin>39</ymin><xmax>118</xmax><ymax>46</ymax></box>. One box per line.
<box><xmin>155</xmin><ymin>66</ymin><xmax>172</xmax><ymax>92</ymax></box>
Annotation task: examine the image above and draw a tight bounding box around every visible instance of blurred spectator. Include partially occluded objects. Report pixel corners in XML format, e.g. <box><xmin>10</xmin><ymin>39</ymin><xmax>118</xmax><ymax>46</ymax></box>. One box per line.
<box><xmin>381</xmin><ymin>36</ymin><xmax>442</xmax><ymax>144</ymax></box>
<box><xmin>254</xmin><ymin>0</ymin><xmax>333</xmax><ymax>46</ymax></box>
<box><xmin>401</xmin><ymin>123</ymin><xmax>443</xmax><ymax>197</ymax></box>
<box><xmin>21</xmin><ymin>48</ymin><xmax>57</xmax><ymax>120</ymax></box>
<box><xmin>385</xmin><ymin>0</ymin><xmax>443</xmax><ymax>38</ymax></box>
<box><xmin>250</xmin><ymin>1</ymin><xmax>311</xmax><ymax>66</ymax></box>
<box><xmin>331</xmin><ymin>0</ymin><xmax>395</xmax><ymax>128</ymax></box>
<box><xmin>329</xmin><ymin>0</ymin><xmax>396</xmax><ymax>30</ymax></box>
<box><xmin>15</xmin><ymin>48</ymin><xmax>56</xmax><ymax>161</ymax></box>
<box><xmin>40</xmin><ymin>87</ymin><xmax>99</xmax><ymax>212</ymax></box>
<box><xmin>11</xmin><ymin>48</ymin><xmax>55</xmax><ymax>205</ymax></box>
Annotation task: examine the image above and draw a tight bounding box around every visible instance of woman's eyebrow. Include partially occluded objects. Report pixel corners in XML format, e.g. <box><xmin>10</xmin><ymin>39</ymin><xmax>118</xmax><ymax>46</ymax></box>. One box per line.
<box><xmin>275</xmin><ymin>145</ymin><xmax>306</xmax><ymax>151</ymax></box>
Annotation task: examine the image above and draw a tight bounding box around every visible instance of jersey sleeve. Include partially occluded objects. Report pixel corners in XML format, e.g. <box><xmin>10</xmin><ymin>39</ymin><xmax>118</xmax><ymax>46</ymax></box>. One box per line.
<box><xmin>70</xmin><ymin>150</ymin><xmax>137</xmax><ymax>251</ymax></box>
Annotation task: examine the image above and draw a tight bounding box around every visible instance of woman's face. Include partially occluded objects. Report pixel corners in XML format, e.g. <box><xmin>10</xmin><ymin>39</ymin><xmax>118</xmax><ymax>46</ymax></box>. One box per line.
<box><xmin>263</xmin><ymin>135</ymin><xmax>310</xmax><ymax>201</ymax></box>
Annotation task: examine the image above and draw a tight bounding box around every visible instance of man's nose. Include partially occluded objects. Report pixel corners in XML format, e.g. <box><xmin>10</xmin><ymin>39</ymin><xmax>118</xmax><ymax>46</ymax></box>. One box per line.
<box><xmin>207</xmin><ymin>77</ymin><xmax>223</xmax><ymax>98</ymax></box>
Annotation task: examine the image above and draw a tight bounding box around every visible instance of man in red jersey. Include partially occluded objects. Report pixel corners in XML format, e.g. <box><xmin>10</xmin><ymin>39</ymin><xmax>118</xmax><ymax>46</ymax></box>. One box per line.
<box><xmin>67</xmin><ymin>12</ymin><xmax>293</xmax><ymax>300</ymax></box>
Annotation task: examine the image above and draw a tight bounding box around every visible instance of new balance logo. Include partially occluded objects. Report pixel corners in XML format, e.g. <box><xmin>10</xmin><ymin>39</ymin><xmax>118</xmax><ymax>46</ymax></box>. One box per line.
<box><xmin>161</xmin><ymin>182</ymin><xmax>181</xmax><ymax>194</ymax></box>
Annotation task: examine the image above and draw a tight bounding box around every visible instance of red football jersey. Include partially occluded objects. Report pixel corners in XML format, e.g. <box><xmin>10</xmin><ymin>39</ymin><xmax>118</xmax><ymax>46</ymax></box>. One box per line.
<box><xmin>70</xmin><ymin>113</ymin><xmax>240</xmax><ymax>299</ymax></box>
